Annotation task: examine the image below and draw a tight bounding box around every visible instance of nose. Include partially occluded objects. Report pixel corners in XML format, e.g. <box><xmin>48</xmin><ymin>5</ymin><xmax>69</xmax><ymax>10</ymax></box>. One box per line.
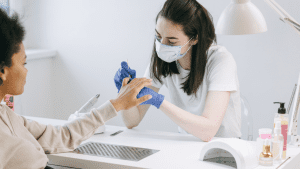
<box><xmin>161</xmin><ymin>38</ymin><xmax>168</xmax><ymax>45</ymax></box>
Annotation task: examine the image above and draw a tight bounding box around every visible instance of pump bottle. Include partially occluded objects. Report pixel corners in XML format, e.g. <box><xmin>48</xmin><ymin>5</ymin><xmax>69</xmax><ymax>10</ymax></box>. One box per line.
<box><xmin>273</xmin><ymin>102</ymin><xmax>288</xmax><ymax>160</ymax></box>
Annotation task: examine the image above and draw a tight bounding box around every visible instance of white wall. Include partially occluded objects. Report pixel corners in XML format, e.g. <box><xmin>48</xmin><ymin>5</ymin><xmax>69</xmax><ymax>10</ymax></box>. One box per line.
<box><xmin>14</xmin><ymin>57</ymin><xmax>55</xmax><ymax>118</ymax></box>
<box><xmin>18</xmin><ymin>0</ymin><xmax>300</xmax><ymax>140</ymax></box>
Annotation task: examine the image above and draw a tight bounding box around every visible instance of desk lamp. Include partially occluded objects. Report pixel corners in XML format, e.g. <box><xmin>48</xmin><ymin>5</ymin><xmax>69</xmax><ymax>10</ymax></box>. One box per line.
<box><xmin>216</xmin><ymin>0</ymin><xmax>300</xmax><ymax>146</ymax></box>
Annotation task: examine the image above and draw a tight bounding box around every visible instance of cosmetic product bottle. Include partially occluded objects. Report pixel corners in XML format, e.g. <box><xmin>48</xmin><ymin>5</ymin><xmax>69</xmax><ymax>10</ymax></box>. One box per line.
<box><xmin>259</xmin><ymin>138</ymin><xmax>273</xmax><ymax>166</ymax></box>
<box><xmin>256</xmin><ymin>128</ymin><xmax>272</xmax><ymax>158</ymax></box>
<box><xmin>272</xmin><ymin>121</ymin><xmax>284</xmax><ymax>163</ymax></box>
<box><xmin>4</xmin><ymin>94</ymin><xmax>14</xmax><ymax>111</ymax></box>
<box><xmin>273</xmin><ymin>102</ymin><xmax>288</xmax><ymax>159</ymax></box>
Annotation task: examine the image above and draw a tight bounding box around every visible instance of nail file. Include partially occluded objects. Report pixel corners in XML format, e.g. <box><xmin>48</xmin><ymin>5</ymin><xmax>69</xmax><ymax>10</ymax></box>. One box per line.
<box><xmin>110</xmin><ymin>130</ymin><xmax>123</xmax><ymax>136</ymax></box>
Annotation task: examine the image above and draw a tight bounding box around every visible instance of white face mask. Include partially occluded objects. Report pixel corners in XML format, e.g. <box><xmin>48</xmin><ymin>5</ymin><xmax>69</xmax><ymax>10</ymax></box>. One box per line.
<box><xmin>155</xmin><ymin>35</ymin><xmax>194</xmax><ymax>63</ymax></box>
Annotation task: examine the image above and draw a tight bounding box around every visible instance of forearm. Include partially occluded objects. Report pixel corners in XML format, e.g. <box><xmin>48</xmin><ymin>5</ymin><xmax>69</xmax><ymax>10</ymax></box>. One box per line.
<box><xmin>159</xmin><ymin>100</ymin><xmax>218</xmax><ymax>141</ymax></box>
<box><xmin>120</xmin><ymin>106</ymin><xmax>141</xmax><ymax>129</ymax></box>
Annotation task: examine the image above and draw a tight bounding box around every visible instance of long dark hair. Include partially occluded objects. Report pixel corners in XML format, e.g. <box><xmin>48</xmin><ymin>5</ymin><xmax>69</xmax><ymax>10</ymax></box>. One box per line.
<box><xmin>150</xmin><ymin>0</ymin><xmax>217</xmax><ymax>99</ymax></box>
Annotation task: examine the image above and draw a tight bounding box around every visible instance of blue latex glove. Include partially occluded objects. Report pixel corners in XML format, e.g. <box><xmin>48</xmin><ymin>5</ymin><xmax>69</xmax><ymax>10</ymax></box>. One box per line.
<box><xmin>137</xmin><ymin>87</ymin><xmax>165</xmax><ymax>109</ymax></box>
<box><xmin>114</xmin><ymin>61</ymin><xmax>136</xmax><ymax>92</ymax></box>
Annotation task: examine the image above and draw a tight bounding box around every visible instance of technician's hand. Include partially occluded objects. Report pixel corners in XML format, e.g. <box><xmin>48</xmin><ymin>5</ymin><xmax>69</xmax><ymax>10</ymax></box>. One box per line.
<box><xmin>137</xmin><ymin>87</ymin><xmax>165</xmax><ymax>109</ymax></box>
<box><xmin>111</xmin><ymin>77</ymin><xmax>152</xmax><ymax>111</ymax></box>
<box><xmin>114</xmin><ymin>61</ymin><xmax>136</xmax><ymax>92</ymax></box>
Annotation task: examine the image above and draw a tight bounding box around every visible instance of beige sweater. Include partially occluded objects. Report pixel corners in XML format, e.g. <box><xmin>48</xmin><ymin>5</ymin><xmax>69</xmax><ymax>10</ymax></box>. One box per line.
<box><xmin>0</xmin><ymin>100</ymin><xmax>118</xmax><ymax>169</ymax></box>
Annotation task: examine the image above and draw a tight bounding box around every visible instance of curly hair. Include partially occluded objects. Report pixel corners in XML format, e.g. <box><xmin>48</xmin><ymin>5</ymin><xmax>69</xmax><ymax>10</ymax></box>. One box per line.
<box><xmin>0</xmin><ymin>8</ymin><xmax>25</xmax><ymax>74</ymax></box>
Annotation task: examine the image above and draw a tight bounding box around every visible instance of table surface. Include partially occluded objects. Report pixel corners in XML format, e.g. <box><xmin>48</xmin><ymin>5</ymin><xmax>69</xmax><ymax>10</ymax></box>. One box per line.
<box><xmin>23</xmin><ymin>115</ymin><xmax>300</xmax><ymax>169</ymax></box>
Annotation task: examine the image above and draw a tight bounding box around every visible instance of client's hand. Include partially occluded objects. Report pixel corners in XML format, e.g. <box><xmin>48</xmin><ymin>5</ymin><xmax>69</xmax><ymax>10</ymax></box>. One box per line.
<box><xmin>137</xmin><ymin>87</ymin><xmax>165</xmax><ymax>109</ymax></box>
<box><xmin>114</xmin><ymin>61</ymin><xmax>136</xmax><ymax>92</ymax></box>
<box><xmin>111</xmin><ymin>77</ymin><xmax>152</xmax><ymax>111</ymax></box>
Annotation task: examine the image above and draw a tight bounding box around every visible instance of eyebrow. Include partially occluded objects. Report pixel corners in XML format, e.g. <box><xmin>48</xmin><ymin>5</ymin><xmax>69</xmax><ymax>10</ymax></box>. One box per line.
<box><xmin>155</xmin><ymin>29</ymin><xmax>178</xmax><ymax>40</ymax></box>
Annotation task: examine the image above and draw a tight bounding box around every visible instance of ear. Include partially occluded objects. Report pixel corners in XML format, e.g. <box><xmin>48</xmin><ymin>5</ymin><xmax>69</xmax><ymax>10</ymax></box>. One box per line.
<box><xmin>0</xmin><ymin>66</ymin><xmax>9</xmax><ymax>82</ymax></box>
<box><xmin>193</xmin><ymin>35</ymin><xmax>198</xmax><ymax>45</ymax></box>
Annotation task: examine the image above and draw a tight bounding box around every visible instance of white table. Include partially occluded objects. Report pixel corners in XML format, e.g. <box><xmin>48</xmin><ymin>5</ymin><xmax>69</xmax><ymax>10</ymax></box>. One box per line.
<box><xmin>24</xmin><ymin>116</ymin><xmax>300</xmax><ymax>169</ymax></box>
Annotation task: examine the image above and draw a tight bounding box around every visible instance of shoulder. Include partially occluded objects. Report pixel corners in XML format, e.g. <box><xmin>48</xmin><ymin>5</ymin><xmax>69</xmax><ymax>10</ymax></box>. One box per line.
<box><xmin>206</xmin><ymin>44</ymin><xmax>236</xmax><ymax>68</ymax></box>
<box><xmin>0</xmin><ymin>104</ymin><xmax>25</xmax><ymax>125</ymax></box>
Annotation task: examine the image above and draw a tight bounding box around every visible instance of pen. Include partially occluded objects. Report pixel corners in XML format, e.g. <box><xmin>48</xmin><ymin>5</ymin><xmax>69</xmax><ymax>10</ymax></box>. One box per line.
<box><xmin>75</xmin><ymin>94</ymin><xmax>100</xmax><ymax>116</ymax></box>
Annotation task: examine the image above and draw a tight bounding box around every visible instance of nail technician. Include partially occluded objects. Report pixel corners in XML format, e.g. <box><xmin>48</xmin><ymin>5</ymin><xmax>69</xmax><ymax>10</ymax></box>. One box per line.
<box><xmin>115</xmin><ymin>0</ymin><xmax>241</xmax><ymax>141</ymax></box>
<box><xmin>0</xmin><ymin>10</ymin><xmax>152</xmax><ymax>169</ymax></box>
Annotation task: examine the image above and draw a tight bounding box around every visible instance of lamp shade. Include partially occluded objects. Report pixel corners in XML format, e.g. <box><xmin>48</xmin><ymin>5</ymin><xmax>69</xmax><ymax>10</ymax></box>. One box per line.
<box><xmin>216</xmin><ymin>0</ymin><xmax>267</xmax><ymax>35</ymax></box>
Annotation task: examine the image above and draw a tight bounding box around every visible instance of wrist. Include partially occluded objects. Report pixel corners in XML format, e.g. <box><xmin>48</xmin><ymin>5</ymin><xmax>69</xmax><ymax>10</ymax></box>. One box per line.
<box><xmin>110</xmin><ymin>99</ymin><xmax>121</xmax><ymax>112</ymax></box>
<box><xmin>153</xmin><ymin>94</ymin><xmax>165</xmax><ymax>109</ymax></box>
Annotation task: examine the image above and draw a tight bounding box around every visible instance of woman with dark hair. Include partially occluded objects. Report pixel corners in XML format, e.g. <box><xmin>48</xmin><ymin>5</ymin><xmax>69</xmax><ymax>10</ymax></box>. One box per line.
<box><xmin>0</xmin><ymin>9</ymin><xmax>153</xmax><ymax>169</ymax></box>
<box><xmin>115</xmin><ymin>0</ymin><xmax>241</xmax><ymax>141</ymax></box>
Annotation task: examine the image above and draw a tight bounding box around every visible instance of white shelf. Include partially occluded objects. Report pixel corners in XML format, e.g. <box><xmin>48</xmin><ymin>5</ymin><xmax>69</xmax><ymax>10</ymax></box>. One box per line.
<box><xmin>25</xmin><ymin>49</ymin><xmax>57</xmax><ymax>61</ymax></box>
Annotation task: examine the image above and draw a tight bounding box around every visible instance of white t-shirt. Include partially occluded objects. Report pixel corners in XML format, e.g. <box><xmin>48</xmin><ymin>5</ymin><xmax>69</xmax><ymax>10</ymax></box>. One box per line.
<box><xmin>143</xmin><ymin>44</ymin><xmax>241</xmax><ymax>138</ymax></box>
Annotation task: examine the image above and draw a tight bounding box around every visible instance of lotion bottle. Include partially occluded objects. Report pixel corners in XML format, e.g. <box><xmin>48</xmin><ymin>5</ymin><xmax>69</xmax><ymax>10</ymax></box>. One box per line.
<box><xmin>273</xmin><ymin>102</ymin><xmax>288</xmax><ymax>160</ymax></box>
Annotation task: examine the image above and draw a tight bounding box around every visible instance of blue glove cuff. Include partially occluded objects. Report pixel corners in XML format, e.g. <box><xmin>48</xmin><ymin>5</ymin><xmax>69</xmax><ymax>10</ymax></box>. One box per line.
<box><xmin>153</xmin><ymin>94</ymin><xmax>165</xmax><ymax>109</ymax></box>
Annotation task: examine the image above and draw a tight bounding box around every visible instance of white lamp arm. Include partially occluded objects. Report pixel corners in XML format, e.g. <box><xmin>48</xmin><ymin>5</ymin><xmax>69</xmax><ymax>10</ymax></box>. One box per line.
<box><xmin>284</xmin><ymin>18</ymin><xmax>300</xmax><ymax>31</ymax></box>
<box><xmin>264</xmin><ymin>0</ymin><xmax>300</xmax><ymax>36</ymax></box>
